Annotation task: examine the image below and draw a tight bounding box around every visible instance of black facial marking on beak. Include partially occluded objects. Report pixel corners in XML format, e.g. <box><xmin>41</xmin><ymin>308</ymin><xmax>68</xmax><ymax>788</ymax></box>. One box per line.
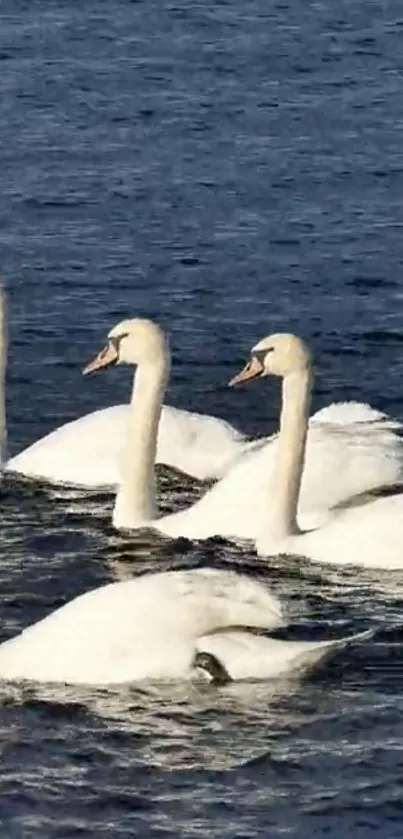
<box><xmin>83</xmin><ymin>330</ymin><xmax>131</xmax><ymax>375</ymax></box>
<box><xmin>253</xmin><ymin>347</ymin><xmax>273</xmax><ymax>365</ymax></box>
<box><xmin>109</xmin><ymin>331</ymin><xmax>129</xmax><ymax>354</ymax></box>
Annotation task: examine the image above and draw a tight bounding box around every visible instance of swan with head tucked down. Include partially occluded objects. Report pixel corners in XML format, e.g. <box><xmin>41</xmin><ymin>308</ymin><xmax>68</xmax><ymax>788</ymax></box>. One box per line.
<box><xmin>82</xmin><ymin>318</ymin><xmax>403</xmax><ymax>542</ymax></box>
<box><xmin>0</xmin><ymin>567</ymin><xmax>371</xmax><ymax>685</ymax></box>
<box><xmin>229</xmin><ymin>333</ymin><xmax>403</xmax><ymax>569</ymax></box>
<box><xmin>0</xmin><ymin>289</ymin><xmax>255</xmax><ymax>486</ymax></box>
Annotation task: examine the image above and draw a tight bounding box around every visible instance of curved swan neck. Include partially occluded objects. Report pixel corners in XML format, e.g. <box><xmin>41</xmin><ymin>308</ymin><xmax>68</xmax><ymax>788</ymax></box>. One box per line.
<box><xmin>0</xmin><ymin>281</ymin><xmax>7</xmax><ymax>463</ymax></box>
<box><xmin>269</xmin><ymin>368</ymin><xmax>312</xmax><ymax>541</ymax></box>
<box><xmin>113</xmin><ymin>347</ymin><xmax>170</xmax><ymax>528</ymax></box>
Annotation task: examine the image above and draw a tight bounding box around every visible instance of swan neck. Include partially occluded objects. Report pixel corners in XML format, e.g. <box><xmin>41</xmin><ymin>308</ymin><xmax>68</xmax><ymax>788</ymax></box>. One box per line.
<box><xmin>269</xmin><ymin>368</ymin><xmax>312</xmax><ymax>541</ymax></box>
<box><xmin>114</xmin><ymin>350</ymin><xmax>170</xmax><ymax>527</ymax></box>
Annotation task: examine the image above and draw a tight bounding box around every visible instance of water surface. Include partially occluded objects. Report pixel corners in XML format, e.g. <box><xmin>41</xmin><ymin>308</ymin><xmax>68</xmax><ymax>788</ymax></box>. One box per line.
<box><xmin>1</xmin><ymin>0</ymin><xmax>403</xmax><ymax>835</ymax></box>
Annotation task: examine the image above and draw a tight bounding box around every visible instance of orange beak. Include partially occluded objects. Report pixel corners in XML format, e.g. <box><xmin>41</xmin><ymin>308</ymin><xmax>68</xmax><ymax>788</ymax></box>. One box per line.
<box><xmin>82</xmin><ymin>342</ymin><xmax>119</xmax><ymax>375</ymax></box>
<box><xmin>228</xmin><ymin>354</ymin><xmax>264</xmax><ymax>387</ymax></box>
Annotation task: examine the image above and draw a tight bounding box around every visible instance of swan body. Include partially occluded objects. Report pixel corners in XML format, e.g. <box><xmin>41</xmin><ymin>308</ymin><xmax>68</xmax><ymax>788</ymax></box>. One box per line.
<box><xmin>232</xmin><ymin>333</ymin><xmax>403</xmax><ymax>570</ymax></box>
<box><xmin>160</xmin><ymin>411</ymin><xmax>403</xmax><ymax>540</ymax></box>
<box><xmin>7</xmin><ymin>398</ymin><xmax>396</xmax><ymax>489</ymax></box>
<box><xmin>0</xmin><ymin>285</ymin><xmax>256</xmax><ymax>485</ymax></box>
<box><xmin>0</xmin><ymin>568</ymin><xmax>371</xmax><ymax>685</ymax></box>
<box><xmin>197</xmin><ymin>627</ymin><xmax>373</xmax><ymax>681</ymax></box>
<box><xmin>262</xmin><ymin>490</ymin><xmax>403</xmax><ymax>569</ymax></box>
<box><xmin>86</xmin><ymin>317</ymin><xmax>403</xmax><ymax>541</ymax></box>
<box><xmin>6</xmin><ymin>403</ymin><xmax>255</xmax><ymax>486</ymax></box>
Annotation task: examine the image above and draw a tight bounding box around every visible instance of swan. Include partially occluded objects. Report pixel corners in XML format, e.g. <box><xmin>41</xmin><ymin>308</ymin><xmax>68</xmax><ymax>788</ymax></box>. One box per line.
<box><xmin>0</xmin><ymin>290</ymin><xmax>254</xmax><ymax>486</ymax></box>
<box><xmin>83</xmin><ymin>318</ymin><xmax>403</xmax><ymax>541</ymax></box>
<box><xmin>0</xmin><ymin>567</ymin><xmax>372</xmax><ymax>684</ymax></box>
<box><xmin>230</xmin><ymin>332</ymin><xmax>403</xmax><ymax>569</ymax></box>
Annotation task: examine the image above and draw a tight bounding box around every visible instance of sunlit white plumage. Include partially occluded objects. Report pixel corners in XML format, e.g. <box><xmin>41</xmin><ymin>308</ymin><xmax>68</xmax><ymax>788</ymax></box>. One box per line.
<box><xmin>311</xmin><ymin>400</ymin><xmax>401</xmax><ymax>427</ymax></box>
<box><xmin>166</xmin><ymin>402</ymin><xmax>403</xmax><ymax>540</ymax></box>
<box><xmin>85</xmin><ymin>317</ymin><xmax>403</xmax><ymax>541</ymax></box>
<box><xmin>0</xmin><ymin>568</ymin><xmax>371</xmax><ymax>685</ymax></box>
<box><xmin>0</xmin><ymin>284</ymin><xmax>256</xmax><ymax>485</ymax></box>
<box><xmin>232</xmin><ymin>332</ymin><xmax>403</xmax><ymax>570</ymax></box>
<box><xmin>197</xmin><ymin>627</ymin><xmax>373</xmax><ymax>681</ymax></box>
<box><xmin>7</xmin><ymin>402</ymin><xmax>255</xmax><ymax>485</ymax></box>
<box><xmin>7</xmin><ymin>395</ymin><xmax>397</xmax><ymax>490</ymax></box>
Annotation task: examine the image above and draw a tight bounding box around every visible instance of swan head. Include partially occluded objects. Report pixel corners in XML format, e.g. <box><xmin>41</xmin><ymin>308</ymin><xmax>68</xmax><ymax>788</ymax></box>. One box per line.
<box><xmin>82</xmin><ymin>318</ymin><xmax>169</xmax><ymax>375</ymax></box>
<box><xmin>229</xmin><ymin>333</ymin><xmax>313</xmax><ymax>386</ymax></box>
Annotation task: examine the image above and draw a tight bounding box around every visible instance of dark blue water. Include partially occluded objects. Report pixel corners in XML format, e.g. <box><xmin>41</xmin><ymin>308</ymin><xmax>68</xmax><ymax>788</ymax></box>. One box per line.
<box><xmin>1</xmin><ymin>0</ymin><xmax>403</xmax><ymax>835</ymax></box>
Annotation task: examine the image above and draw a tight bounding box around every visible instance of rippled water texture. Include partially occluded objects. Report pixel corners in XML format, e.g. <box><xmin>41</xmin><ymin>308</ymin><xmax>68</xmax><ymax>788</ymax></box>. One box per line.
<box><xmin>1</xmin><ymin>0</ymin><xmax>403</xmax><ymax>836</ymax></box>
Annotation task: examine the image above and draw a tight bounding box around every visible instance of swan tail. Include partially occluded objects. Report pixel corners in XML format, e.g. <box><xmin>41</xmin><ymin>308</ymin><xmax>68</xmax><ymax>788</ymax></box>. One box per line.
<box><xmin>196</xmin><ymin>627</ymin><xmax>374</xmax><ymax>681</ymax></box>
<box><xmin>277</xmin><ymin>626</ymin><xmax>375</xmax><ymax>678</ymax></box>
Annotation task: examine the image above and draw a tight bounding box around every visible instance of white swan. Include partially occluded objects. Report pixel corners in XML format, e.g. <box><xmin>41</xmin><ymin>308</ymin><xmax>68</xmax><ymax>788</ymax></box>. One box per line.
<box><xmin>230</xmin><ymin>333</ymin><xmax>403</xmax><ymax>570</ymax></box>
<box><xmin>7</xmin><ymin>404</ymin><xmax>253</xmax><ymax>485</ymax></box>
<box><xmin>0</xmin><ymin>292</ymin><xmax>254</xmax><ymax>486</ymax></box>
<box><xmin>0</xmin><ymin>567</ymin><xmax>371</xmax><ymax>685</ymax></box>
<box><xmin>83</xmin><ymin>318</ymin><xmax>403</xmax><ymax>541</ymax></box>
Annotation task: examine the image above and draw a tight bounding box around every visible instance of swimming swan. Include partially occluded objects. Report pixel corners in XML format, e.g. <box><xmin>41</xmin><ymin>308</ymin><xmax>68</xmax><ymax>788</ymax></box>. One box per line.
<box><xmin>1</xmin><ymin>289</ymin><xmax>254</xmax><ymax>485</ymax></box>
<box><xmin>0</xmin><ymin>568</ymin><xmax>372</xmax><ymax>684</ymax></box>
<box><xmin>83</xmin><ymin>318</ymin><xmax>403</xmax><ymax>541</ymax></box>
<box><xmin>230</xmin><ymin>333</ymin><xmax>403</xmax><ymax>569</ymax></box>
